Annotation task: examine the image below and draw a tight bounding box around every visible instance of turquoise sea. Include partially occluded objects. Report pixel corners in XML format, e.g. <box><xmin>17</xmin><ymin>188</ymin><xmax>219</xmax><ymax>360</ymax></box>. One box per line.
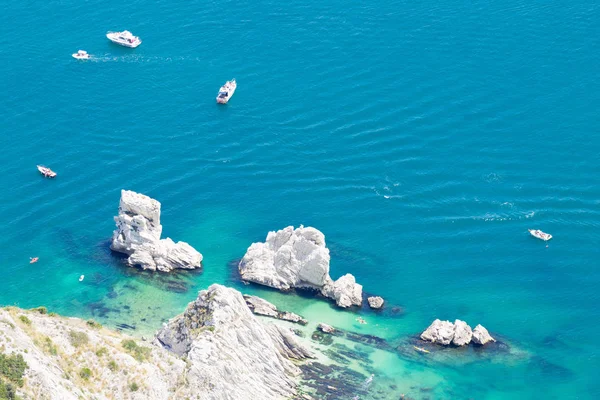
<box><xmin>1</xmin><ymin>0</ymin><xmax>599</xmax><ymax>398</ymax></box>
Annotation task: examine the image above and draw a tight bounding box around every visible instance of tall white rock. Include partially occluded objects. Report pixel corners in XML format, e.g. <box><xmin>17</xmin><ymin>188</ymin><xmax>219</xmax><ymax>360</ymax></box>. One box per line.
<box><xmin>238</xmin><ymin>226</ymin><xmax>363</xmax><ymax>307</ymax></box>
<box><xmin>110</xmin><ymin>190</ymin><xmax>202</xmax><ymax>272</ymax></box>
<box><xmin>155</xmin><ymin>284</ymin><xmax>313</xmax><ymax>399</ymax></box>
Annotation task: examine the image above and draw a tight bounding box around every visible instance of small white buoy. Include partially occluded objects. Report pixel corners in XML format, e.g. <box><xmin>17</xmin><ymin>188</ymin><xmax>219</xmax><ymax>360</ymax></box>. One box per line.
<box><xmin>79</xmin><ymin>275</ymin><xmax>84</xmax><ymax>282</ymax></box>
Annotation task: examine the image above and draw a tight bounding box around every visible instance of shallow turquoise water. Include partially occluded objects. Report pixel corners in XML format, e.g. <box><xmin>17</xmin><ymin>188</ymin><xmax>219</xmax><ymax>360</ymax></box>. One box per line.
<box><xmin>1</xmin><ymin>0</ymin><xmax>599</xmax><ymax>398</ymax></box>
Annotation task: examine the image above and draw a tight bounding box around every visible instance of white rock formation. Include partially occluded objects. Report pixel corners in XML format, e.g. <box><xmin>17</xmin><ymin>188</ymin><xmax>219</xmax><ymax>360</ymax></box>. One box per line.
<box><xmin>244</xmin><ymin>295</ymin><xmax>308</xmax><ymax>325</ymax></box>
<box><xmin>367</xmin><ymin>296</ymin><xmax>385</xmax><ymax>309</ymax></box>
<box><xmin>452</xmin><ymin>319</ymin><xmax>473</xmax><ymax>346</ymax></box>
<box><xmin>421</xmin><ymin>320</ymin><xmax>495</xmax><ymax>347</ymax></box>
<box><xmin>420</xmin><ymin>319</ymin><xmax>455</xmax><ymax>345</ymax></box>
<box><xmin>239</xmin><ymin>226</ymin><xmax>363</xmax><ymax>307</ymax></box>
<box><xmin>110</xmin><ymin>190</ymin><xmax>202</xmax><ymax>272</ymax></box>
<box><xmin>472</xmin><ymin>324</ymin><xmax>496</xmax><ymax>345</ymax></box>
<box><xmin>155</xmin><ymin>284</ymin><xmax>313</xmax><ymax>399</ymax></box>
<box><xmin>321</xmin><ymin>274</ymin><xmax>363</xmax><ymax>308</ymax></box>
<box><xmin>317</xmin><ymin>323</ymin><xmax>336</xmax><ymax>334</ymax></box>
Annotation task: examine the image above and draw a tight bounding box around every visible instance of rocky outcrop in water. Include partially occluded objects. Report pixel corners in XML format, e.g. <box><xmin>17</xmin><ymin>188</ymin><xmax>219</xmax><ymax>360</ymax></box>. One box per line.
<box><xmin>155</xmin><ymin>284</ymin><xmax>314</xmax><ymax>399</ymax></box>
<box><xmin>238</xmin><ymin>225</ymin><xmax>363</xmax><ymax>307</ymax></box>
<box><xmin>318</xmin><ymin>323</ymin><xmax>337</xmax><ymax>334</ymax></box>
<box><xmin>244</xmin><ymin>294</ymin><xmax>308</xmax><ymax>325</ymax></box>
<box><xmin>367</xmin><ymin>296</ymin><xmax>384</xmax><ymax>309</ymax></box>
<box><xmin>420</xmin><ymin>319</ymin><xmax>495</xmax><ymax>346</ymax></box>
<box><xmin>110</xmin><ymin>190</ymin><xmax>202</xmax><ymax>272</ymax></box>
<box><xmin>472</xmin><ymin>324</ymin><xmax>496</xmax><ymax>345</ymax></box>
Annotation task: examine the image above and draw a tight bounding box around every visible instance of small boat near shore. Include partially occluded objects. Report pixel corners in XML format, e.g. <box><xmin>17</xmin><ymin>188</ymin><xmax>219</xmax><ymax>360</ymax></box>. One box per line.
<box><xmin>529</xmin><ymin>229</ymin><xmax>552</xmax><ymax>241</ymax></box>
<box><xmin>106</xmin><ymin>30</ymin><xmax>141</xmax><ymax>48</ymax></box>
<box><xmin>30</xmin><ymin>257</ymin><xmax>39</xmax><ymax>264</ymax></box>
<box><xmin>216</xmin><ymin>79</ymin><xmax>236</xmax><ymax>104</ymax></box>
<box><xmin>37</xmin><ymin>165</ymin><xmax>57</xmax><ymax>178</ymax></box>
<box><xmin>72</xmin><ymin>50</ymin><xmax>90</xmax><ymax>60</ymax></box>
<box><xmin>414</xmin><ymin>346</ymin><xmax>430</xmax><ymax>354</ymax></box>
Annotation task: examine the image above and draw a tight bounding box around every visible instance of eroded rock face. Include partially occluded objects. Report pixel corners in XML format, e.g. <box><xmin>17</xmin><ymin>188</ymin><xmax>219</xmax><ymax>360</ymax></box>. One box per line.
<box><xmin>452</xmin><ymin>319</ymin><xmax>473</xmax><ymax>346</ymax></box>
<box><xmin>472</xmin><ymin>324</ymin><xmax>496</xmax><ymax>345</ymax></box>
<box><xmin>367</xmin><ymin>296</ymin><xmax>385</xmax><ymax>309</ymax></box>
<box><xmin>110</xmin><ymin>190</ymin><xmax>202</xmax><ymax>272</ymax></box>
<box><xmin>239</xmin><ymin>226</ymin><xmax>363</xmax><ymax>307</ymax></box>
<box><xmin>420</xmin><ymin>319</ymin><xmax>455</xmax><ymax>345</ymax></box>
<box><xmin>155</xmin><ymin>284</ymin><xmax>313</xmax><ymax>399</ymax></box>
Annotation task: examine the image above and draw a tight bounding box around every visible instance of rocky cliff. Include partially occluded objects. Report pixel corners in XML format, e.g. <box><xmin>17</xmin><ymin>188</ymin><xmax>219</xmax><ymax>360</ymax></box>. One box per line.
<box><xmin>238</xmin><ymin>225</ymin><xmax>365</xmax><ymax>308</ymax></box>
<box><xmin>110</xmin><ymin>190</ymin><xmax>202</xmax><ymax>272</ymax></box>
<box><xmin>155</xmin><ymin>284</ymin><xmax>313</xmax><ymax>400</ymax></box>
<box><xmin>1</xmin><ymin>285</ymin><xmax>312</xmax><ymax>400</ymax></box>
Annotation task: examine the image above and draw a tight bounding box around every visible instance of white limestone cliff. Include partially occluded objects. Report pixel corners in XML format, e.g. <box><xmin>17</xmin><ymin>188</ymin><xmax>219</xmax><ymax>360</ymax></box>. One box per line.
<box><xmin>155</xmin><ymin>284</ymin><xmax>313</xmax><ymax>400</ymax></box>
<box><xmin>238</xmin><ymin>226</ymin><xmax>363</xmax><ymax>307</ymax></box>
<box><xmin>110</xmin><ymin>190</ymin><xmax>202</xmax><ymax>272</ymax></box>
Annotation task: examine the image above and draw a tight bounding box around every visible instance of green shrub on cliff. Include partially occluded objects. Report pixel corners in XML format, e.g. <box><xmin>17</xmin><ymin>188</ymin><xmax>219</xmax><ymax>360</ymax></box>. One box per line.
<box><xmin>17</xmin><ymin>316</ymin><xmax>30</xmax><ymax>326</ymax></box>
<box><xmin>68</xmin><ymin>330</ymin><xmax>89</xmax><ymax>348</ymax></box>
<box><xmin>30</xmin><ymin>306</ymin><xmax>47</xmax><ymax>314</ymax></box>
<box><xmin>86</xmin><ymin>319</ymin><xmax>102</xmax><ymax>329</ymax></box>
<box><xmin>121</xmin><ymin>340</ymin><xmax>151</xmax><ymax>362</ymax></box>
<box><xmin>79</xmin><ymin>367</ymin><xmax>92</xmax><ymax>380</ymax></box>
<box><xmin>0</xmin><ymin>352</ymin><xmax>28</xmax><ymax>387</ymax></box>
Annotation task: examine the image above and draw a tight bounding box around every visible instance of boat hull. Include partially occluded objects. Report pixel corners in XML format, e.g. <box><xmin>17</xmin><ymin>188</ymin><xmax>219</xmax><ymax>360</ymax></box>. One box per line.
<box><xmin>529</xmin><ymin>229</ymin><xmax>552</xmax><ymax>241</ymax></box>
<box><xmin>106</xmin><ymin>34</ymin><xmax>141</xmax><ymax>48</ymax></box>
<box><xmin>216</xmin><ymin>81</ymin><xmax>236</xmax><ymax>104</ymax></box>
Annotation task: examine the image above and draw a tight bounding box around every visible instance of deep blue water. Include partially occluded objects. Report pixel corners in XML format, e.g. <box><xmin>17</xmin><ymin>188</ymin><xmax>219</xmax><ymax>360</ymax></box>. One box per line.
<box><xmin>1</xmin><ymin>0</ymin><xmax>599</xmax><ymax>398</ymax></box>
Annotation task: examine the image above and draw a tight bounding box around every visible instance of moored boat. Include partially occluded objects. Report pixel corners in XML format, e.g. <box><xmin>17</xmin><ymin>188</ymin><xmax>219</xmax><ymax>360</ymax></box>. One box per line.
<box><xmin>37</xmin><ymin>165</ymin><xmax>57</xmax><ymax>178</ymax></box>
<box><xmin>216</xmin><ymin>79</ymin><xmax>236</xmax><ymax>104</ymax></box>
<box><xmin>106</xmin><ymin>30</ymin><xmax>141</xmax><ymax>48</ymax></box>
<box><xmin>72</xmin><ymin>50</ymin><xmax>90</xmax><ymax>60</ymax></box>
<box><xmin>528</xmin><ymin>229</ymin><xmax>552</xmax><ymax>241</ymax></box>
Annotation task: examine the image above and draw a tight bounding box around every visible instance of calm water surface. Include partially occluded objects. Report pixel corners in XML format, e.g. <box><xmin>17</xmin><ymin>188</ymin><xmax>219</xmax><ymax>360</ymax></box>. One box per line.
<box><xmin>1</xmin><ymin>0</ymin><xmax>599</xmax><ymax>398</ymax></box>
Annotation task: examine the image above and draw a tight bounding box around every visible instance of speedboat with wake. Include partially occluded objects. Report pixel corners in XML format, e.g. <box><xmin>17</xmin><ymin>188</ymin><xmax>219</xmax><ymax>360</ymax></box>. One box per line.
<box><xmin>529</xmin><ymin>229</ymin><xmax>552</xmax><ymax>241</ymax></box>
<box><xmin>216</xmin><ymin>79</ymin><xmax>236</xmax><ymax>104</ymax></box>
<box><xmin>37</xmin><ymin>165</ymin><xmax>57</xmax><ymax>178</ymax></box>
<box><xmin>72</xmin><ymin>50</ymin><xmax>90</xmax><ymax>60</ymax></box>
<box><xmin>106</xmin><ymin>30</ymin><xmax>141</xmax><ymax>48</ymax></box>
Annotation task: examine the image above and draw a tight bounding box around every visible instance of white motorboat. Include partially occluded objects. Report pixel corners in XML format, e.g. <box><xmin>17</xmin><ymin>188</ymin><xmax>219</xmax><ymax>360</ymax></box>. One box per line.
<box><xmin>216</xmin><ymin>79</ymin><xmax>236</xmax><ymax>104</ymax></box>
<box><xmin>106</xmin><ymin>30</ymin><xmax>141</xmax><ymax>48</ymax></box>
<box><xmin>72</xmin><ymin>50</ymin><xmax>90</xmax><ymax>60</ymax></box>
<box><xmin>37</xmin><ymin>165</ymin><xmax>57</xmax><ymax>178</ymax></box>
<box><xmin>529</xmin><ymin>229</ymin><xmax>552</xmax><ymax>241</ymax></box>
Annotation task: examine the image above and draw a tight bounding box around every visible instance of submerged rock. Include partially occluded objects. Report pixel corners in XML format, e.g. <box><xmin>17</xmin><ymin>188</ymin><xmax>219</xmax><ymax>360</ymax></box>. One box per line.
<box><xmin>155</xmin><ymin>284</ymin><xmax>313</xmax><ymax>399</ymax></box>
<box><xmin>452</xmin><ymin>319</ymin><xmax>473</xmax><ymax>346</ymax></box>
<box><xmin>472</xmin><ymin>324</ymin><xmax>496</xmax><ymax>345</ymax></box>
<box><xmin>367</xmin><ymin>296</ymin><xmax>384</xmax><ymax>309</ymax></box>
<box><xmin>238</xmin><ymin>225</ymin><xmax>363</xmax><ymax>307</ymax></box>
<box><xmin>110</xmin><ymin>190</ymin><xmax>202</xmax><ymax>272</ymax></box>
<box><xmin>243</xmin><ymin>294</ymin><xmax>308</xmax><ymax>325</ymax></box>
